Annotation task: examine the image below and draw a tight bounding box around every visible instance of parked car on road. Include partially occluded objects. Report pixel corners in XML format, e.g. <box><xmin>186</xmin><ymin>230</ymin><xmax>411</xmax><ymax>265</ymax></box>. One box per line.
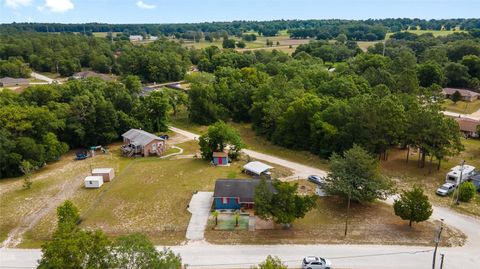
<box><xmin>302</xmin><ymin>256</ymin><xmax>331</xmax><ymax>269</ymax></box>
<box><xmin>436</xmin><ymin>182</ymin><xmax>456</xmax><ymax>196</ymax></box>
<box><xmin>308</xmin><ymin>175</ymin><xmax>326</xmax><ymax>186</ymax></box>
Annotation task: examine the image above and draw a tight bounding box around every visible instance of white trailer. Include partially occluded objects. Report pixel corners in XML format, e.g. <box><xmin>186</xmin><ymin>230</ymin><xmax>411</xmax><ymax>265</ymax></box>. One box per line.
<box><xmin>445</xmin><ymin>165</ymin><xmax>476</xmax><ymax>185</ymax></box>
<box><xmin>84</xmin><ymin>176</ymin><xmax>103</xmax><ymax>188</ymax></box>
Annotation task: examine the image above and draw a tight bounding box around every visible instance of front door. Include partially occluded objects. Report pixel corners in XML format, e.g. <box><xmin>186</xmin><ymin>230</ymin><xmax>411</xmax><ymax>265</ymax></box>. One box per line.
<box><xmin>218</xmin><ymin>157</ymin><xmax>223</xmax><ymax>165</ymax></box>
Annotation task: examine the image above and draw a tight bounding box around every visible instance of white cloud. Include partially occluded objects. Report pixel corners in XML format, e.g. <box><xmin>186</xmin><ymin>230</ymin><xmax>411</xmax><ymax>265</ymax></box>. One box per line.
<box><xmin>5</xmin><ymin>0</ymin><xmax>33</xmax><ymax>8</ymax></box>
<box><xmin>39</xmin><ymin>0</ymin><xmax>74</xmax><ymax>13</ymax></box>
<box><xmin>136</xmin><ymin>0</ymin><xmax>155</xmax><ymax>9</ymax></box>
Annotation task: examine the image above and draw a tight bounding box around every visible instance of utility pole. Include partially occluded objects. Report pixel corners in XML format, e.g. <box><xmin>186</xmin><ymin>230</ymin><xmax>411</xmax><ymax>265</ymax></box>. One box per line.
<box><xmin>344</xmin><ymin>191</ymin><xmax>351</xmax><ymax>237</ymax></box>
<box><xmin>432</xmin><ymin>219</ymin><xmax>444</xmax><ymax>269</ymax></box>
<box><xmin>439</xmin><ymin>254</ymin><xmax>445</xmax><ymax>269</ymax></box>
<box><xmin>455</xmin><ymin>160</ymin><xmax>465</xmax><ymax>205</ymax></box>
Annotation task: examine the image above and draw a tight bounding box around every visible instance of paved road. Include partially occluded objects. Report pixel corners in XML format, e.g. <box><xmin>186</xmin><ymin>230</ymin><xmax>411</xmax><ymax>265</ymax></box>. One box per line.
<box><xmin>443</xmin><ymin>110</ymin><xmax>480</xmax><ymax>121</ymax></box>
<box><xmin>186</xmin><ymin>192</ymin><xmax>214</xmax><ymax>241</ymax></box>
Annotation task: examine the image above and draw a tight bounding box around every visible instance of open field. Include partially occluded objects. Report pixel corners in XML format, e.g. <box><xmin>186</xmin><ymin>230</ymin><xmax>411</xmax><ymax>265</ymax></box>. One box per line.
<box><xmin>357</xmin><ymin>41</ymin><xmax>379</xmax><ymax>51</ymax></box>
<box><xmin>442</xmin><ymin>99</ymin><xmax>480</xmax><ymax>114</ymax></box>
<box><xmin>178</xmin><ymin>32</ymin><xmax>311</xmax><ymax>54</ymax></box>
<box><xmin>2</xmin><ymin>138</ymin><xmax>293</xmax><ymax>247</ymax></box>
<box><xmin>205</xmin><ymin>180</ymin><xmax>465</xmax><ymax>246</ymax></box>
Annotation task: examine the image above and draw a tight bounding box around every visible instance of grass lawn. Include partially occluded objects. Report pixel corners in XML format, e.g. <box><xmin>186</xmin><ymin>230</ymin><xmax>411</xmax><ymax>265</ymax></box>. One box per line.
<box><xmin>205</xmin><ymin>180</ymin><xmax>465</xmax><ymax>246</ymax></box>
<box><xmin>357</xmin><ymin>41</ymin><xmax>379</xmax><ymax>52</ymax></box>
<box><xmin>17</xmin><ymin>145</ymin><xmax>287</xmax><ymax>247</ymax></box>
<box><xmin>210</xmin><ymin>213</ymin><xmax>249</xmax><ymax>230</ymax></box>
<box><xmin>442</xmin><ymin>99</ymin><xmax>480</xmax><ymax>114</ymax></box>
<box><xmin>177</xmin><ymin>31</ymin><xmax>310</xmax><ymax>54</ymax></box>
<box><xmin>380</xmin><ymin>139</ymin><xmax>480</xmax><ymax>217</ymax></box>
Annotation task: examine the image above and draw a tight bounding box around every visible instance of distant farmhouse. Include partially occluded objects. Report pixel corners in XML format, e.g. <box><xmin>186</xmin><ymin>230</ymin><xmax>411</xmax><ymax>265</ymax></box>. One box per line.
<box><xmin>129</xmin><ymin>35</ymin><xmax>143</xmax><ymax>41</ymax></box>
<box><xmin>455</xmin><ymin>117</ymin><xmax>480</xmax><ymax>138</ymax></box>
<box><xmin>442</xmin><ymin>88</ymin><xmax>479</xmax><ymax>102</ymax></box>
<box><xmin>213</xmin><ymin>179</ymin><xmax>274</xmax><ymax>210</ymax></box>
<box><xmin>72</xmin><ymin>71</ymin><xmax>112</xmax><ymax>81</ymax></box>
<box><xmin>0</xmin><ymin>77</ymin><xmax>29</xmax><ymax>87</ymax></box>
<box><xmin>121</xmin><ymin>129</ymin><xmax>166</xmax><ymax>157</ymax></box>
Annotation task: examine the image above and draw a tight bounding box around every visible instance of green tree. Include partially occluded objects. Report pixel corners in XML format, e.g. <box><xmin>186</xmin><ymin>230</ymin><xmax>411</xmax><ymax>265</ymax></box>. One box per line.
<box><xmin>39</xmin><ymin>201</ymin><xmax>111</xmax><ymax>269</ymax></box>
<box><xmin>19</xmin><ymin>160</ymin><xmax>35</xmax><ymax>189</ymax></box>
<box><xmin>110</xmin><ymin>233</ymin><xmax>181</xmax><ymax>269</ymax></box>
<box><xmin>236</xmin><ymin>40</ymin><xmax>246</xmax><ymax>48</ymax></box>
<box><xmin>251</xmin><ymin>255</ymin><xmax>288</xmax><ymax>269</ymax></box>
<box><xmin>416</xmin><ymin>62</ymin><xmax>445</xmax><ymax>87</ymax></box>
<box><xmin>393</xmin><ymin>185</ymin><xmax>433</xmax><ymax>227</ymax></box>
<box><xmin>325</xmin><ymin>145</ymin><xmax>395</xmax><ymax>203</ymax></box>
<box><xmin>122</xmin><ymin>75</ymin><xmax>142</xmax><ymax>95</ymax></box>
<box><xmin>451</xmin><ymin>90</ymin><xmax>462</xmax><ymax>104</ymax></box>
<box><xmin>222</xmin><ymin>38</ymin><xmax>236</xmax><ymax>49</ymax></box>
<box><xmin>444</xmin><ymin>62</ymin><xmax>471</xmax><ymax>88</ymax></box>
<box><xmin>255</xmin><ymin>179</ymin><xmax>316</xmax><ymax>227</ymax></box>
<box><xmin>141</xmin><ymin>91</ymin><xmax>170</xmax><ymax>132</ymax></box>
<box><xmin>198</xmin><ymin>121</ymin><xmax>243</xmax><ymax>160</ymax></box>
<box><xmin>42</xmin><ymin>132</ymin><xmax>69</xmax><ymax>162</ymax></box>
<box><xmin>458</xmin><ymin>181</ymin><xmax>476</xmax><ymax>202</ymax></box>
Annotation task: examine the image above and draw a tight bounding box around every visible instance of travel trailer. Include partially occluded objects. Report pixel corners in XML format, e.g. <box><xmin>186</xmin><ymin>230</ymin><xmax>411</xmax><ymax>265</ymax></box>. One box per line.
<box><xmin>445</xmin><ymin>165</ymin><xmax>476</xmax><ymax>185</ymax></box>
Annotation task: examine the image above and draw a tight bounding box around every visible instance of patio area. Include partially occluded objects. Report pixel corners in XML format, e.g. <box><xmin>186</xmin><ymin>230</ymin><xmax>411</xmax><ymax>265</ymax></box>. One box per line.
<box><xmin>209</xmin><ymin>211</ymin><xmax>250</xmax><ymax>230</ymax></box>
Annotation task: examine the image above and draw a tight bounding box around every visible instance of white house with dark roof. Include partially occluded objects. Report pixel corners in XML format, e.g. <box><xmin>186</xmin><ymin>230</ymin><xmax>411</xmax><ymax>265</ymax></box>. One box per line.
<box><xmin>121</xmin><ymin>129</ymin><xmax>166</xmax><ymax>157</ymax></box>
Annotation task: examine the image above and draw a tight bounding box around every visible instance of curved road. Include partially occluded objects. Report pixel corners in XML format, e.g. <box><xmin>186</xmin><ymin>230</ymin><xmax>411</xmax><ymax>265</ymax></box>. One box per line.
<box><xmin>1</xmin><ymin>127</ymin><xmax>478</xmax><ymax>269</ymax></box>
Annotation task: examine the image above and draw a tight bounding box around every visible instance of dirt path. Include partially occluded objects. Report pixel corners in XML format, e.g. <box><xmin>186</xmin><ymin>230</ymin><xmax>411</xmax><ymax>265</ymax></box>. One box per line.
<box><xmin>1</xmin><ymin>173</ymin><xmax>84</xmax><ymax>248</ymax></box>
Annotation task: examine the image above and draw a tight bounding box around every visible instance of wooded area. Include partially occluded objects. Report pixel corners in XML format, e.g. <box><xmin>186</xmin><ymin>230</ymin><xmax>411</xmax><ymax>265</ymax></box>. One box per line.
<box><xmin>1</xmin><ymin>21</ymin><xmax>479</xmax><ymax>179</ymax></box>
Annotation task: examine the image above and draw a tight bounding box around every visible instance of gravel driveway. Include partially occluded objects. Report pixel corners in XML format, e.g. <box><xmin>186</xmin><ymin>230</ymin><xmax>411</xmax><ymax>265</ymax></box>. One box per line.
<box><xmin>186</xmin><ymin>192</ymin><xmax>214</xmax><ymax>241</ymax></box>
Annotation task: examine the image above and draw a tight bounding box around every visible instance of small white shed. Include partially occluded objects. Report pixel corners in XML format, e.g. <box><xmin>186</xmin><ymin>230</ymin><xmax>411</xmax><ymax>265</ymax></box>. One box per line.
<box><xmin>84</xmin><ymin>176</ymin><xmax>103</xmax><ymax>188</ymax></box>
<box><xmin>91</xmin><ymin>168</ymin><xmax>115</xmax><ymax>182</ymax></box>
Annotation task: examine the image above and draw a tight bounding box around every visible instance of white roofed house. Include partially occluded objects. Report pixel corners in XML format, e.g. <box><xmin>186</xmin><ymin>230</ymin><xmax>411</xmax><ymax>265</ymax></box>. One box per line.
<box><xmin>129</xmin><ymin>35</ymin><xmax>143</xmax><ymax>42</ymax></box>
<box><xmin>121</xmin><ymin>129</ymin><xmax>166</xmax><ymax>157</ymax></box>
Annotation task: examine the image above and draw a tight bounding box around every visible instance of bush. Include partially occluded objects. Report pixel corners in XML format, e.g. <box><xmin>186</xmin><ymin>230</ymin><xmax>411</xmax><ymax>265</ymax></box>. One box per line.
<box><xmin>458</xmin><ymin>181</ymin><xmax>476</xmax><ymax>202</ymax></box>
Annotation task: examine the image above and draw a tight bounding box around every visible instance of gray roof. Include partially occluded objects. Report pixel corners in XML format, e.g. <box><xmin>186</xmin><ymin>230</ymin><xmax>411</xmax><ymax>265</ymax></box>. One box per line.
<box><xmin>122</xmin><ymin>129</ymin><xmax>164</xmax><ymax>146</ymax></box>
<box><xmin>72</xmin><ymin>71</ymin><xmax>112</xmax><ymax>81</ymax></box>
<box><xmin>442</xmin><ymin>88</ymin><xmax>480</xmax><ymax>97</ymax></box>
<box><xmin>0</xmin><ymin>77</ymin><xmax>29</xmax><ymax>84</ymax></box>
<box><xmin>213</xmin><ymin>179</ymin><xmax>275</xmax><ymax>203</ymax></box>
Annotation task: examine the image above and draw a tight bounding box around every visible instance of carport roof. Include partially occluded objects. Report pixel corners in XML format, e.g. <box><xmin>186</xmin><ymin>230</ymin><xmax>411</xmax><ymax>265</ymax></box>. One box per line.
<box><xmin>243</xmin><ymin>161</ymin><xmax>273</xmax><ymax>175</ymax></box>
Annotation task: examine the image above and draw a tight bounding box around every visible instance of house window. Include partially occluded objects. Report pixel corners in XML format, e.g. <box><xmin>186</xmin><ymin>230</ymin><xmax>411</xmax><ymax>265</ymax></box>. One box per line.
<box><xmin>222</xmin><ymin>197</ymin><xmax>228</xmax><ymax>204</ymax></box>
<box><xmin>89</xmin><ymin>181</ymin><xmax>92</xmax><ymax>184</ymax></box>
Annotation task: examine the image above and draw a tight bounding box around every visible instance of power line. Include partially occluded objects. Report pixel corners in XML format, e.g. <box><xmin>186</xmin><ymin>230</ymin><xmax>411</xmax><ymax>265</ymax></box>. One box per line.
<box><xmin>185</xmin><ymin>249</ymin><xmax>434</xmax><ymax>268</ymax></box>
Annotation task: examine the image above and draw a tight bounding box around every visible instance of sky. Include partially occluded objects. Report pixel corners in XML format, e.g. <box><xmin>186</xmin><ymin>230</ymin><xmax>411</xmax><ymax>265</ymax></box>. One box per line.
<box><xmin>1</xmin><ymin>0</ymin><xmax>479</xmax><ymax>24</ymax></box>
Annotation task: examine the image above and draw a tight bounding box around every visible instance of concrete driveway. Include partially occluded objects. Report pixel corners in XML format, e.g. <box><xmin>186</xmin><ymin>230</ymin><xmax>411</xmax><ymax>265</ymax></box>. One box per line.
<box><xmin>186</xmin><ymin>192</ymin><xmax>214</xmax><ymax>241</ymax></box>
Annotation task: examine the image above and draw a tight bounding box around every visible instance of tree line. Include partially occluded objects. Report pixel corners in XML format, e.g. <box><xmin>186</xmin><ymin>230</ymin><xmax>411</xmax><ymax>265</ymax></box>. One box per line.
<box><xmin>0</xmin><ymin>33</ymin><xmax>191</xmax><ymax>82</ymax></box>
<box><xmin>187</xmin><ymin>33</ymin><xmax>475</xmax><ymax>169</ymax></box>
<box><xmin>2</xmin><ymin>18</ymin><xmax>480</xmax><ymax>37</ymax></box>
<box><xmin>0</xmin><ymin>76</ymin><xmax>179</xmax><ymax>178</ymax></box>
